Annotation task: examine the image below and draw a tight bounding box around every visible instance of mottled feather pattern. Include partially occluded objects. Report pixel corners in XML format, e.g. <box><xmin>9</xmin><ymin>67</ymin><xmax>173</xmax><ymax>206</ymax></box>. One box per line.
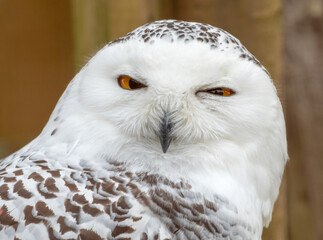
<box><xmin>109</xmin><ymin>20</ymin><xmax>268</xmax><ymax>75</ymax></box>
<box><xmin>0</xmin><ymin>149</ymin><xmax>255</xmax><ymax>240</ymax></box>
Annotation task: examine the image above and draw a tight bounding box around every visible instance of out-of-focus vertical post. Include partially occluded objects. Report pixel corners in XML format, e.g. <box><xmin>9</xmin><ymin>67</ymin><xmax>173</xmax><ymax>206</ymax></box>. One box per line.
<box><xmin>71</xmin><ymin>0</ymin><xmax>162</xmax><ymax>72</ymax></box>
<box><xmin>0</xmin><ymin>0</ymin><xmax>73</xmax><ymax>158</ymax></box>
<box><xmin>284</xmin><ymin>0</ymin><xmax>323</xmax><ymax>239</ymax></box>
<box><xmin>71</xmin><ymin>0</ymin><xmax>110</xmax><ymax>71</ymax></box>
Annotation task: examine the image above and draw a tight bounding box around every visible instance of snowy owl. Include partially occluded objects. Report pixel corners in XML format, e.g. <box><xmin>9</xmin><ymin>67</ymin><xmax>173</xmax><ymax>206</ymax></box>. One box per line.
<box><xmin>0</xmin><ymin>20</ymin><xmax>288</xmax><ymax>240</ymax></box>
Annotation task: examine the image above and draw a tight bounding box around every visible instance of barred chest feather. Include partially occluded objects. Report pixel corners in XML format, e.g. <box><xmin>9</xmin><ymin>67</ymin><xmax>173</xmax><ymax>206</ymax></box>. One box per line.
<box><xmin>0</xmin><ymin>147</ymin><xmax>257</xmax><ymax>240</ymax></box>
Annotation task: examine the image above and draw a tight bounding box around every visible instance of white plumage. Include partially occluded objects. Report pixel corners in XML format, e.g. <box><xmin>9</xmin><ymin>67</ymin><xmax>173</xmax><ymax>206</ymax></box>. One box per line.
<box><xmin>0</xmin><ymin>20</ymin><xmax>288</xmax><ymax>240</ymax></box>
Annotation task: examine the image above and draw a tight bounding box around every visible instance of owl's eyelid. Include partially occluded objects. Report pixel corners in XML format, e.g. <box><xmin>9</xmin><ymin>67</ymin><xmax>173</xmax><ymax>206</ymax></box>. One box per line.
<box><xmin>117</xmin><ymin>74</ymin><xmax>148</xmax><ymax>87</ymax></box>
<box><xmin>196</xmin><ymin>87</ymin><xmax>236</xmax><ymax>95</ymax></box>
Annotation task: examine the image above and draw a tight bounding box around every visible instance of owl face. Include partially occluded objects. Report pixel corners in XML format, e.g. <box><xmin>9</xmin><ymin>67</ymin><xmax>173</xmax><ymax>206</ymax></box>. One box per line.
<box><xmin>78</xmin><ymin>40</ymin><xmax>280</xmax><ymax>154</ymax></box>
<box><xmin>43</xmin><ymin>21</ymin><xmax>287</xmax><ymax>227</ymax></box>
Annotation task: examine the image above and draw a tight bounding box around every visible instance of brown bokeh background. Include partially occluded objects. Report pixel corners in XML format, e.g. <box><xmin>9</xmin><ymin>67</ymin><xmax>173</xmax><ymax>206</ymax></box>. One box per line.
<box><xmin>0</xmin><ymin>1</ymin><xmax>322</xmax><ymax>239</ymax></box>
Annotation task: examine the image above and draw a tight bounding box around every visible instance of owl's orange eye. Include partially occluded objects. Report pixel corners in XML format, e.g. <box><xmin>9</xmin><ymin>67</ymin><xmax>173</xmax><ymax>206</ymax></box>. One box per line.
<box><xmin>117</xmin><ymin>75</ymin><xmax>146</xmax><ymax>90</ymax></box>
<box><xmin>206</xmin><ymin>87</ymin><xmax>235</xmax><ymax>96</ymax></box>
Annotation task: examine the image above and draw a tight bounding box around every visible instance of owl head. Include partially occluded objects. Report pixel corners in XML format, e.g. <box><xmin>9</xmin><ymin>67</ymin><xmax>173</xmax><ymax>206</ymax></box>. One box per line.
<box><xmin>73</xmin><ymin>20</ymin><xmax>286</xmax><ymax>157</ymax></box>
<box><xmin>43</xmin><ymin>20</ymin><xmax>288</xmax><ymax>225</ymax></box>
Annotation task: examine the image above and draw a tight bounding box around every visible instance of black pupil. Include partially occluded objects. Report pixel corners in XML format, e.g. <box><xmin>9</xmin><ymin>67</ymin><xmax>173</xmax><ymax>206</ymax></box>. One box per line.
<box><xmin>129</xmin><ymin>79</ymin><xmax>144</xmax><ymax>89</ymax></box>
<box><xmin>208</xmin><ymin>88</ymin><xmax>223</xmax><ymax>95</ymax></box>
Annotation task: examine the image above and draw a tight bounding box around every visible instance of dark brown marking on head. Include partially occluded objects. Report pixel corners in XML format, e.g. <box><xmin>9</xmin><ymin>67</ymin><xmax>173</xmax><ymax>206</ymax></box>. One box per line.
<box><xmin>47</xmin><ymin>170</ymin><xmax>61</xmax><ymax>178</ymax></box>
<box><xmin>111</xmin><ymin>225</ymin><xmax>135</xmax><ymax>237</ymax></box>
<box><xmin>24</xmin><ymin>205</ymin><xmax>42</xmax><ymax>225</ymax></box>
<box><xmin>28</xmin><ymin>172</ymin><xmax>45</xmax><ymax>182</ymax></box>
<box><xmin>0</xmin><ymin>184</ymin><xmax>10</xmax><ymax>200</ymax></box>
<box><xmin>72</xmin><ymin>194</ymin><xmax>88</xmax><ymax>205</ymax></box>
<box><xmin>13</xmin><ymin>169</ymin><xmax>24</xmax><ymax>176</ymax></box>
<box><xmin>37</xmin><ymin>183</ymin><xmax>57</xmax><ymax>199</ymax></box>
<box><xmin>34</xmin><ymin>160</ymin><xmax>48</xmax><ymax>164</ymax></box>
<box><xmin>51</xmin><ymin>129</ymin><xmax>57</xmax><ymax>136</ymax></box>
<box><xmin>109</xmin><ymin>161</ymin><xmax>124</xmax><ymax>167</ymax></box>
<box><xmin>57</xmin><ymin>216</ymin><xmax>76</xmax><ymax>234</ymax></box>
<box><xmin>13</xmin><ymin>180</ymin><xmax>33</xmax><ymax>198</ymax></box>
<box><xmin>0</xmin><ymin>205</ymin><xmax>19</xmax><ymax>230</ymax></box>
<box><xmin>36</xmin><ymin>201</ymin><xmax>55</xmax><ymax>217</ymax></box>
<box><xmin>82</xmin><ymin>204</ymin><xmax>103</xmax><ymax>217</ymax></box>
<box><xmin>79</xmin><ymin>229</ymin><xmax>104</xmax><ymax>240</ymax></box>
<box><xmin>44</xmin><ymin>178</ymin><xmax>60</xmax><ymax>192</ymax></box>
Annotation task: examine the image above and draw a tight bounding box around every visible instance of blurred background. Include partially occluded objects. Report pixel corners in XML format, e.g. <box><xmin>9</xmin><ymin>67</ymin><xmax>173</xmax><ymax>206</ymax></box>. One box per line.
<box><xmin>0</xmin><ymin>0</ymin><xmax>322</xmax><ymax>239</ymax></box>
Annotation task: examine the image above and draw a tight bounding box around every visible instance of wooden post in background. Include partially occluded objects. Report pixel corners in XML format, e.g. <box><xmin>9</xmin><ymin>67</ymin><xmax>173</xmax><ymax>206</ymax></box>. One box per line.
<box><xmin>71</xmin><ymin>0</ymin><xmax>160</xmax><ymax>71</ymax></box>
<box><xmin>71</xmin><ymin>0</ymin><xmax>110</xmax><ymax>70</ymax></box>
<box><xmin>0</xmin><ymin>0</ymin><xmax>73</xmax><ymax>158</ymax></box>
<box><xmin>284</xmin><ymin>0</ymin><xmax>323</xmax><ymax>239</ymax></box>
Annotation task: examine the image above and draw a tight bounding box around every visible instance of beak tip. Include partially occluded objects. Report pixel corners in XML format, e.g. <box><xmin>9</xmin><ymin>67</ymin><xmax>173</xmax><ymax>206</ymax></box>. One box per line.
<box><xmin>162</xmin><ymin>146</ymin><xmax>168</xmax><ymax>154</ymax></box>
<box><xmin>160</xmin><ymin>137</ymin><xmax>171</xmax><ymax>153</ymax></box>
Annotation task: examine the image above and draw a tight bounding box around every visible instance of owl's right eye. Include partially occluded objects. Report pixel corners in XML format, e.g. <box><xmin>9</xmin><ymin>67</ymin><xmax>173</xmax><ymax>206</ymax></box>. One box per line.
<box><xmin>118</xmin><ymin>75</ymin><xmax>147</xmax><ymax>90</ymax></box>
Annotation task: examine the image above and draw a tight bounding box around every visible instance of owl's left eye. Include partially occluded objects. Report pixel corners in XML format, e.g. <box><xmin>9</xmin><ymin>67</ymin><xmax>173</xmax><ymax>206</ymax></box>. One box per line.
<box><xmin>197</xmin><ymin>87</ymin><xmax>235</xmax><ymax>96</ymax></box>
<box><xmin>206</xmin><ymin>87</ymin><xmax>235</xmax><ymax>96</ymax></box>
<box><xmin>118</xmin><ymin>75</ymin><xmax>147</xmax><ymax>90</ymax></box>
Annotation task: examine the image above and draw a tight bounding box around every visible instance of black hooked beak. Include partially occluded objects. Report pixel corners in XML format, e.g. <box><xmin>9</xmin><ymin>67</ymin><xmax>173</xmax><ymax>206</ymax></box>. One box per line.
<box><xmin>159</xmin><ymin>112</ymin><xmax>173</xmax><ymax>153</ymax></box>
